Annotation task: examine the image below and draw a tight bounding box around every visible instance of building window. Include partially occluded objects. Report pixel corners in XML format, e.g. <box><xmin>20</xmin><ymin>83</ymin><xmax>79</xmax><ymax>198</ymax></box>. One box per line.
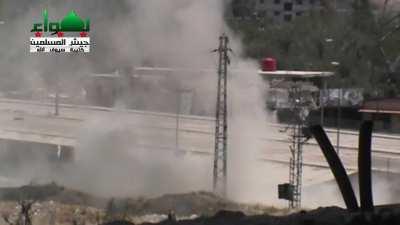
<box><xmin>284</xmin><ymin>2</ymin><xmax>293</xmax><ymax>11</ymax></box>
<box><xmin>309</xmin><ymin>0</ymin><xmax>315</xmax><ymax>5</ymax></box>
<box><xmin>284</xmin><ymin>14</ymin><xmax>292</xmax><ymax>22</ymax></box>
<box><xmin>274</xmin><ymin>0</ymin><xmax>281</xmax><ymax>4</ymax></box>
<box><xmin>296</xmin><ymin>11</ymin><xmax>303</xmax><ymax>16</ymax></box>
<box><xmin>296</xmin><ymin>0</ymin><xmax>303</xmax><ymax>4</ymax></box>
<box><xmin>260</xmin><ymin>0</ymin><xmax>265</xmax><ymax>4</ymax></box>
<box><xmin>274</xmin><ymin>11</ymin><xmax>281</xmax><ymax>16</ymax></box>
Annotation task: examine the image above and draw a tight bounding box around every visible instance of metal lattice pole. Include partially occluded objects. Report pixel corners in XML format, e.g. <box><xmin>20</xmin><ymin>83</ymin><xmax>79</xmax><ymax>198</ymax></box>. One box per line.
<box><xmin>294</xmin><ymin>122</ymin><xmax>304</xmax><ymax>208</ymax></box>
<box><xmin>213</xmin><ymin>34</ymin><xmax>230</xmax><ymax>196</ymax></box>
<box><xmin>288</xmin><ymin>86</ymin><xmax>306</xmax><ymax>209</ymax></box>
<box><xmin>289</xmin><ymin>125</ymin><xmax>296</xmax><ymax>209</ymax></box>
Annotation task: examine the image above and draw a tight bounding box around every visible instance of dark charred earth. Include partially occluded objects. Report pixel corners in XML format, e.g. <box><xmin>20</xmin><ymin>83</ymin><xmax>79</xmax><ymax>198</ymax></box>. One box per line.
<box><xmin>134</xmin><ymin>206</ymin><xmax>400</xmax><ymax>225</ymax></box>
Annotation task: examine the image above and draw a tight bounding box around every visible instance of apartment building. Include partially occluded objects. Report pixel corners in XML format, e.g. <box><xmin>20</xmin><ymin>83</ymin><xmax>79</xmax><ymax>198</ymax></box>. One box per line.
<box><xmin>255</xmin><ymin>0</ymin><xmax>323</xmax><ymax>22</ymax></box>
<box><xmin>231</xmin><ymin>0</ymin><xmax>256</xmax><ymax>18</ymax></box>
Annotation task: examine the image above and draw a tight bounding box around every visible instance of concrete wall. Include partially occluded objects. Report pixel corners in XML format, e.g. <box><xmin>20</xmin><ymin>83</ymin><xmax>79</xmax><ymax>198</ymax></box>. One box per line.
<box><xmin>0</xmin><ymin>139</ymin><xmax>74</xmax><ymax>185</ymax></box>
<box><xmin>391</xmin><ymin>115</ymin><xmax>400</xmax><ymax>133</ymax></box>
<box><xmin>362</xmin><ymin>113</ymin><xmax>400</xmax><ymax>133</ymax></box>
<box><xmin>304</xmin><ymin>171</ymin><xmax>400</xmax><ymax>207</ymax></box>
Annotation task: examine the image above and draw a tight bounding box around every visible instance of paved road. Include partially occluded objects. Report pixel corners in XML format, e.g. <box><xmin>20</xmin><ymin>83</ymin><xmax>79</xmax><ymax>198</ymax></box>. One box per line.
<box><xmin>0</xmin><ymin>98</ymin><xmax>399</xmax><ymax>178</ymax></box>
<box><xmin>0</xmin><ymin>98</ymin><xmax>214</xmax><ymax>147</ymax></box>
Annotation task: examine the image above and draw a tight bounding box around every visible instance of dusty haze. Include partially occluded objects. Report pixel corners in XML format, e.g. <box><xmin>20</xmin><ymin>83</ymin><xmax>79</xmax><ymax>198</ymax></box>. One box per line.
<box><xmin>4</xmin><ymin>0</ymin><xmax>391</xmax><ymax>209</ymax></box>
<box><xmin>0</xmin><ymin>0</ymin><xmax>283</xmax><ymax>205</ymax></box>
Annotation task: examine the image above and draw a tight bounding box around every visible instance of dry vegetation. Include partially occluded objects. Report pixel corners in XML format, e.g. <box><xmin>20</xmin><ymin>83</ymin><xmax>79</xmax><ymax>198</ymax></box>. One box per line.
<box><xmin>0</xmin><ymin>183</ymin><xmax>399</xmax><ymax>225</ymax></box>
<box><xmin>0</xmin><ymin>183</ymin><xmax>288</xmax><ymax>225</ymax></box>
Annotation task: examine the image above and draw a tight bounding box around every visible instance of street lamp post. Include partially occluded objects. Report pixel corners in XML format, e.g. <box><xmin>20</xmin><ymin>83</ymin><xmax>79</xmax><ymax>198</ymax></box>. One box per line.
<box><xmin>320</xmin><ymin>78</ymin><xmax>327</xmax><ymax>126</ymax></box>
<box><xmin>54</xmin><ymin>72</ymin><xmax>60</xmax><ymax>116</ymax></box>
<box><xmin>324</xmin><ymin>37</ymin><xmax>341</xmax><ymax>154</ymax></box>
<box><xmin>321</xmin><ymin>38</ymin><xmax>337</xmax><ymax>127</ymax></box>
<box><xmin>175</xmin><ymin>88</ymin><xmax>192</xmax><ymax>155</ymax></box>
<box><xmin>175</xmin><ymin>90</ymin><xmax>181</xmax><ymax>152</ymax></box>
<box><xmin>55</xmin><ymin>85</ymin><xmax>59</xmax><ymax>116</ymax></box>
<box><xmin>336</xmin><ymin>86</ymin><xmax>342</xmax><ymax>155</ymax></box>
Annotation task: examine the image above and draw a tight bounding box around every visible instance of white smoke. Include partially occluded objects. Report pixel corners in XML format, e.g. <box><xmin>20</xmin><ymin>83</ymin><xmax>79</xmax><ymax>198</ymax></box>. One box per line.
<box><xmin>0</xmin><ymin>0</ymin><xmax>282</xmax><ymax>205</ymax></box>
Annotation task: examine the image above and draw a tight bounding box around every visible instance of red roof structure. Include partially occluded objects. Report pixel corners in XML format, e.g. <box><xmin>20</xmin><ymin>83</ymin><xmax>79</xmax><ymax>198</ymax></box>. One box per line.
<box><xmin>360</xmin><ymin>98</ymin><xmax>400</xmax><ymax>115</ymax></box>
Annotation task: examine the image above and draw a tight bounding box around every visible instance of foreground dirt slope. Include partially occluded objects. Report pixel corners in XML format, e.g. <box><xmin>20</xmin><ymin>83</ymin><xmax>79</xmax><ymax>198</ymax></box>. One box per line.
<box><xmin>1</xmin><ymin>183</ymin><xmax>399</xmax><ymax>225</ymax></box>
<box><xmin>0</xmin><ymin>183</ymin><xmax>282</xmax><ymax>216</ymax></box>
<box><xmin>140</xmin><ymin>207</ymin><xmax>400</xmax><ymax>225</ymax></box>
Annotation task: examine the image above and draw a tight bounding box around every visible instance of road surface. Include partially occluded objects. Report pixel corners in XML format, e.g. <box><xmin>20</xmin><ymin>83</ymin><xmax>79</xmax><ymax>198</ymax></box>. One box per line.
<box><xmin>0</xmin><ymin>98</ymin><xmax>399</xmax><ymax>185</ymax></box>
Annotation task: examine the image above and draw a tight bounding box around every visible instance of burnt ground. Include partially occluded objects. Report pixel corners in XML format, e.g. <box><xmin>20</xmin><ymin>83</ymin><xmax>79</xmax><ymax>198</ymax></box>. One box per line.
<box><xmin>139</xmin><ymin>207</ymin><xmax>400</xmax><ymax>225</ymax></box>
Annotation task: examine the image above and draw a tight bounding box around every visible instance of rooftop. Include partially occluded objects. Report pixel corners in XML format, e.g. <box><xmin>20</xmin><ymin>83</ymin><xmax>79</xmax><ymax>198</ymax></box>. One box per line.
<box><xmin>360</xmin><ymin>98</ymin><xmax>400</xmax><ymax>115</ymax></box>
<box><xmin>258</xmin><ymin>70</ymin><xmax>334</xmax><ymax>79</ymax></box>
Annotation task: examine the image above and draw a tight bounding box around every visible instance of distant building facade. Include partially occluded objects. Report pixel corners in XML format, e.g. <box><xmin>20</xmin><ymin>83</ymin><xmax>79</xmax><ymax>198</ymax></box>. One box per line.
<box><xmin>231</xmin><ymin>0</ymin><xmax>256</xmax><ymax>18</ymax></box>
<box><xmin>231</xmin><ymin>0</ymin><xmax>354</xmax><ymax>22</ymax></box>
<box><xmin>230</xmin><ymin>0</ymin><xmax>325</xmax><ymax>22</ymax></box>
<box><xmin>255</xmin><ymin>0</ymin><xmax>323</xmax><ymax>22</ymax></box>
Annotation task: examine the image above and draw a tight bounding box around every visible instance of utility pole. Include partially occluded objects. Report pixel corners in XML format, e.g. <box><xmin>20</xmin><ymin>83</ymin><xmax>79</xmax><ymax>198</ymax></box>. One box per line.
<box><xmin>336</xmin><ymin>88</ymin><xmax>342</xmax><ymax>155</ymax></box>
<box><xmin>320</xmin><ymin>78</ymin><xmax>327</xmax><ymax>126</ymax></box>
<box><xmin>175</xmin><ymin>90</ymin><xmax>181</xmax><ymax>152</ymax></box>
<box><xmin>286</xmin><ymin>84</ymin><xmax>311</xmax><ymax>209</ymax></box>
<box><xmin>55</xmin><ymin>74</ymin><xmax>60</xmax><ymax>116</ymax></box>
<box><xmin>212</xmin><ymin>34</ymin><xmax>231</xmax><ymax>196</ymax></box>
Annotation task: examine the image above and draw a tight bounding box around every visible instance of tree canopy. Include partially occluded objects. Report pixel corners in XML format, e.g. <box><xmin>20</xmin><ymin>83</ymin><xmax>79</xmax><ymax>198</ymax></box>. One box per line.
<box><xmin>228</xmin><ymin>0</ymin><xmax>400</xmax><ymax>97</ymax></box>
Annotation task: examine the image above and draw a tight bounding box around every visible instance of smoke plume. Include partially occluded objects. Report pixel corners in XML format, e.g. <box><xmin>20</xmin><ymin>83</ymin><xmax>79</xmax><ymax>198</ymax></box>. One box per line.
<box><xmin>0</xmin><ymin>0</ymin><xmax>284</xmax><ymax>206</ymax></box>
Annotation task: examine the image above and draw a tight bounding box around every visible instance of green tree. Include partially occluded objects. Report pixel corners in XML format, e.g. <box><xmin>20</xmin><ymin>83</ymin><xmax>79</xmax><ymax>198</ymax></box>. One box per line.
<box><xmin>229</xmin><ymin>0</ymin><xmax>400</xmax><ymax>97</ymax></box>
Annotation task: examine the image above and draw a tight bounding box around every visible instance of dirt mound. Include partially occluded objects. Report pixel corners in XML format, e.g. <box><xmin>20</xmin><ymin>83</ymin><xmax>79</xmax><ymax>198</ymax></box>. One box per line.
<box><xmin>120</xmin><ymin>191</ymin><xmax>280</xmax><ymax>216</ymax></box>
<box><xmin>0</xmin><ymin>184</ymin><xmax>399</xmax><ymax>225</ymax></box>
<box><xmin>123</xmin><ymin>192</ymin><xmax>235</xmax><ymax>216</ymax></box>
<box><xmin>140</xmin><ymin>207</ymin><xmax>400</xmax><ymax>225</ymax></box>
<box><xmin>0</xmin><ymin>201</ymin><xmax>102</xmax><ymax>225</ymax></box>
<box><xmin>0</xmin><ymin>183</ymin><xmax>107</xmax><ymax>207</ymax></box>
<box><xmin>0</xmin><ymin>184</ymin><xmax>281</xmax><ymax>217</ymax></box>
<box><xmin>102</xmin><ymin>220</ymin><xmax>135</xmax><ymax>225</ymax></box>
